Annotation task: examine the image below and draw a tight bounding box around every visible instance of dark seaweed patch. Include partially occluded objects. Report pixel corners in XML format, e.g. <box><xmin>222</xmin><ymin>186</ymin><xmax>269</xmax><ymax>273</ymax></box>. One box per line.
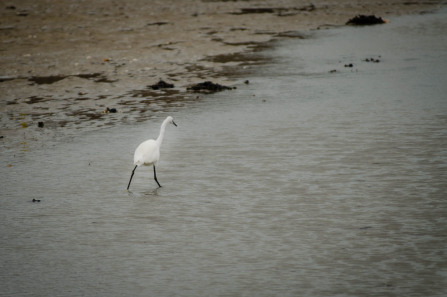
<box><xmin>28</xmin><ymin>76</ymin><xmax>66</xmax><ymax>85</ymax></box>
<box><xmin>346</xmin><ymin>15</ymin><xmax>386</xmax><ymax>25</ymax></box>
<box><xmin>231</xmin><ymin>5</ymin><xmax>316</xmax><ymax>16</ymax></box>
<box><xmin>187</xmin><ymin>81</ymin><xmax>233</xmax><ymax>93</ymax></box>
<box><xmin>0</xmin><ymin>76</ymin><xmax>15</xmax><ymax>83</ymax></box>
<box><xmin>236</xmin><ymin>8</ymin><xmax>275</xmax><ymax>14</ymax></box>
<box><xmin>149</xmin><ymin>80</ymin><xmax>174</xmax><ymax>90</ymax></box>
<box><xmin>147</xmin><ymin>21</ymin><xmax>169</xmax><ymax>26</ymax></box>
<box><xmin>25</xmin><ymin>96</ymin><xmax>47</xmax><ymax>104</ymax></box>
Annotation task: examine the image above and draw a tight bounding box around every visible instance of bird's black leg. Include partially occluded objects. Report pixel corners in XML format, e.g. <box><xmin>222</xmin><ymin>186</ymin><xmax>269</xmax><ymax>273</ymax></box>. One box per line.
<box><xmin>127</xmin><ymin>165</ymin><xmax>138</xmax><ymax>191</ymax></box>
<box><xmin>153</xmin><ymin>165</ymin><xmax>162</xmax><ymax>187</ymax></box>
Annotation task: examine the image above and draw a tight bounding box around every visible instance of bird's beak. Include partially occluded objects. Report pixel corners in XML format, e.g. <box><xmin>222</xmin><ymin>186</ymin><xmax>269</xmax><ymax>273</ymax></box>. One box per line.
<box><xmin>172</xmin><ymin>120</ymin><xmax>177</xmax><ymax>127</ymax></box>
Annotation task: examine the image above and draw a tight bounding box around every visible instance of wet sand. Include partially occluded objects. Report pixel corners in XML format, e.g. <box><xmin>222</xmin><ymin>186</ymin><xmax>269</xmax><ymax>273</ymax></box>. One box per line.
<box><xmin>0</xmin><ymin>0</ymin><xmax>444</xmax><ymax>149</ymax></box>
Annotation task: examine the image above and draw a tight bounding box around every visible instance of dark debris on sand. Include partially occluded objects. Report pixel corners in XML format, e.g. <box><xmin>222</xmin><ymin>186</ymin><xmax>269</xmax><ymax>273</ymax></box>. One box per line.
<box><xmin>187</xmin><ymin>81</ymin><xmax>234</xmax><ymax>93</ymax></box>
<box><xmin>346</xmin><ymin>15</ymin><xmax>386</xmax><ymax>25</ymax></box>
<box><xmin>149</xmin><ymin>80</ymin><xmax>174</xmax><ymax>90</ymax></box>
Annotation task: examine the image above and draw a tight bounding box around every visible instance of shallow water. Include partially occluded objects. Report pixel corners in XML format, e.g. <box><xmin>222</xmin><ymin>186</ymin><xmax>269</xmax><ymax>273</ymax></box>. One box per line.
<box><xmin>1</xmin><ymin>9</ymin><xmax>447</xmax><ymax>297</ymax></box>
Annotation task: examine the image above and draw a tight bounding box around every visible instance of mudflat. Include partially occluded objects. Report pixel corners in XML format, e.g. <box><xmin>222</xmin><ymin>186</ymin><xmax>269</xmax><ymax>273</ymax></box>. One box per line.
<box><xmin>0</xmin><ymin>0</ymin><xmax>443</xmax><ymax>146</ymax></box>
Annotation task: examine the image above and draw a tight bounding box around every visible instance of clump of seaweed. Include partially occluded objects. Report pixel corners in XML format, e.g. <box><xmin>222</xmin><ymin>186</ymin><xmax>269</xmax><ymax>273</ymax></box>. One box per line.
<box><xmin>187</xmin><ymin>81</ymin><xmax>233</xmax><ymax>93</ymax></box>
<box><xmin>346</xmin><ymin>15</ymin><xmax>387</xmax><ymax>25</ymax></box>
<box><xmin>149</xmin><ymin>80</ymin><xmax>174</xmax><ymax>90</ymax></box>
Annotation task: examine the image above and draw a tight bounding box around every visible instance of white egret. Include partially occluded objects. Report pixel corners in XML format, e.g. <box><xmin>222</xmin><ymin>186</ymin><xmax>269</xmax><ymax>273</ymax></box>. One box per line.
<box><xmin>127</xmin><ymin>116</ymin><xmax>177</xmax><ymax>190</ymax></box>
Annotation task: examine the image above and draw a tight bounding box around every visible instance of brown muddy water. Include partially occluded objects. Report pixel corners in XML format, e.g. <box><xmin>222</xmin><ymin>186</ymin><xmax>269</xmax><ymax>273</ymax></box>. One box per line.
<box><xmin>1</xmin><ymin>9</ymin><xmax>447</xmax><ymax>297</ymax></box>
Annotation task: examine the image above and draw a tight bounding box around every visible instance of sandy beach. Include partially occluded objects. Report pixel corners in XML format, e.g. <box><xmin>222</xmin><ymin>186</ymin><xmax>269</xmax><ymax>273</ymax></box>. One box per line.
<box><xmin>0</xmin><ymin>0</ymin><xmax>444</xmax><ymax>147</ymax></box>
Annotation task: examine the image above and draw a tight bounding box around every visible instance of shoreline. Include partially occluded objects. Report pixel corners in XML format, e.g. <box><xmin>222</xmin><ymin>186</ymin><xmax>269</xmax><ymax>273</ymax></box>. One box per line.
<box><xmin>0</xmin><ymin>0</ymin><xmax>444</xmax><ymax>150</ymax></box>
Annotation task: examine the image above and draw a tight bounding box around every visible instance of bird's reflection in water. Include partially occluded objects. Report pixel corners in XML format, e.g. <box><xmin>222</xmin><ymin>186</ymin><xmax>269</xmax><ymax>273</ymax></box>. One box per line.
<box><xmin>126</xmin><ymin>187</ymin><xmax>161</xmax><ymax>198</ymax></box>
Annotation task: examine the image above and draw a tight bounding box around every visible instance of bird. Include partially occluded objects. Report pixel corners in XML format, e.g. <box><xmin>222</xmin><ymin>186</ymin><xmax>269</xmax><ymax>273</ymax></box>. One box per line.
<box><xmin>127</xmin><ymin>116</ymin><xmax>177</xmax><ymax>191</ymax></box>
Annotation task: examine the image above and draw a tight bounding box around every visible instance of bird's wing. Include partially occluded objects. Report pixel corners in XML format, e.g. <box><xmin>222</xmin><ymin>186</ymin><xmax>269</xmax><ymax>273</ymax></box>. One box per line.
<box><xmin>134</xmin><ymin>139</ymin><xmax>159</xmax><ymax>166</ymax></box>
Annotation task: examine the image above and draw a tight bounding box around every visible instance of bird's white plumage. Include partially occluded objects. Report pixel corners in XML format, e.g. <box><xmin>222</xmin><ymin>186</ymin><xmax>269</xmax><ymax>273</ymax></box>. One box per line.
<box><xmin>134</xmin><ymin>139</ymin><xmax>159</xmax><ymax>166</ymax></box>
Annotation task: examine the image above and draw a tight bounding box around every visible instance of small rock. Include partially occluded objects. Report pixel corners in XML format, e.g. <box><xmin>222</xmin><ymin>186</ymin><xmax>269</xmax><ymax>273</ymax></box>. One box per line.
<box><xmin>104</xmin><ymin>107</ymin><xmax>117</xmax><ymax>113</ymax></box>
<box><xmin>364</xmin><ymin>57</ymin><xmax>380</xmax><ymax>63</ymax></box>
<box><xmin>37</xmin><ymin>122</ymin><xmax>44</xmax><ymax>128</ymax></box>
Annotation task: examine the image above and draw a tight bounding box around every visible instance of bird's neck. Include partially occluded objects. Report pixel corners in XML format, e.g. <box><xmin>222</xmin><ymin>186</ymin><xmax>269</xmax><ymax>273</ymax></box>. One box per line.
<box><xmin>155</xmin><ymin>119</ymin><xmax>169</xmax><ymax>145</ymax></box>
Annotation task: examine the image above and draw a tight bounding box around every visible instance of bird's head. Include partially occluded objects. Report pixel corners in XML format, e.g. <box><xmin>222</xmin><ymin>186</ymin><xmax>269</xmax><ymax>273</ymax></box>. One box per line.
<box><xmin>167</xmin><ymin>116</ymin><xmax>177</xmax><ymax>127</ymax></box>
